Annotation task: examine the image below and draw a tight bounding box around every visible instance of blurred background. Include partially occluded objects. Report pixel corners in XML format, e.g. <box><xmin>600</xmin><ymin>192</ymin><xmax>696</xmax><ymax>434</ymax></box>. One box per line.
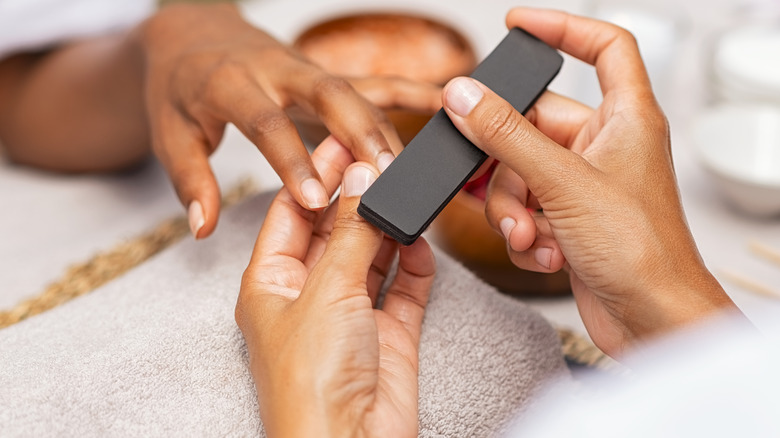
<box><xmin>2</xmin><ymin>0</ymin><xmax>779</xmax><ymax>339</ymax></box>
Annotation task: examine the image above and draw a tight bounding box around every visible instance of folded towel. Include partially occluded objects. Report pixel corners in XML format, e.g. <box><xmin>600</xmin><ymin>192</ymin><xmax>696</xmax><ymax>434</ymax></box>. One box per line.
<box><xmin>0</xmin><ymin>192</ymin><xmax>569</xmax><ymax>437</ymax></box>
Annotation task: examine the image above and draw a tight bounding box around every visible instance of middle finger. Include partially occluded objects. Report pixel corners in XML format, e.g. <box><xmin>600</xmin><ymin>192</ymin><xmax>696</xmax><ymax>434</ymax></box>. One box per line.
<box><xmin>286</xmin><ymin>68</ymin><xmax>402</xmax><ymax>169</ymax></box>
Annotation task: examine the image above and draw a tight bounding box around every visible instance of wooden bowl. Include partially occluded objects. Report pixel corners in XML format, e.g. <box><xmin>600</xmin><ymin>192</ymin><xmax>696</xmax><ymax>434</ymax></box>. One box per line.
<box><xmin>292</xmin><ymin>12</ymin><xmax>476</xmax><ymax>145</ymax></box>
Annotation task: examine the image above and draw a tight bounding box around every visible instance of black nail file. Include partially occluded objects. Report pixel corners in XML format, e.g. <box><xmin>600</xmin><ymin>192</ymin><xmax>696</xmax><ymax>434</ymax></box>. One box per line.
<box><xmin>358</xmin><ymin>27</ymin><xmax>563</xmax><ymax>245</ymax></box>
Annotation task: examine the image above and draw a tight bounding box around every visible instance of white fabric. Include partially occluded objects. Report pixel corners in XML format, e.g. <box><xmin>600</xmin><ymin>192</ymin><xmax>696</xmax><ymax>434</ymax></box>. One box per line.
<box><xmin>0</xmin><ymin>0</ymin><xmax>156</xmax><ymax>60</ymax></box>
<box><xmin>0</xmin><ymin>125</ymin><xmax>279</xmax><ymax>310</ymax></box>
<box><xmin>512</xmin><ymin>315</ymin><xmax>780</xmax><ymax>437</ymax></box>
<box><xmin>0</xmin><ymin>191</ymin><xmax>570</xmax><ymax>437</ymax></box>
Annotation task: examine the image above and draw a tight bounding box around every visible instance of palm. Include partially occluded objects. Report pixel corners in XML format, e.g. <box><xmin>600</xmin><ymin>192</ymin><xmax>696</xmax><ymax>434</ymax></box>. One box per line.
<box><xmin>364</xmin><ymin>311</ymin><xmax>422</xmax><ymax>436</ymax></box>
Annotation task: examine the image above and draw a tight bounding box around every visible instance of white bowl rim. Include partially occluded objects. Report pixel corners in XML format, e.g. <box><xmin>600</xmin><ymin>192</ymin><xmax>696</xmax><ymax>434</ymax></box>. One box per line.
<box><xmin>694</xmin><ymin>103</ymin><xmax>780</xmax><ymax>189</ymax></box>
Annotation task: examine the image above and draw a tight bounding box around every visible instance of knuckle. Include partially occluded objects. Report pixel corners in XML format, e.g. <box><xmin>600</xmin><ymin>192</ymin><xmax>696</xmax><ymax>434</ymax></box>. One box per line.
<box><xmin>602</xmin><ymin>21</ymin><xmax>638</xmax><ymax>47</ymax></box>
<box><xmin>360</xmin><ymin>124</ymin><xmax>387</xmax><ymax>149</ymax></box>
<box><xmin>333</xmin><ymin>209</ymin><xmax>368</xmax><ymax>231</ymax></box>
<box><xmin>202</xmin><ymin>60</ymin><xmax>246</xmax><ymax>104</ymax></box>
<box><xmin>623</xmin><ymin>104</ymin><xmax>669</xmax><ymax>141</ymax></box>
<box><xmin>615</xmin><ymin>27</ymin><xmax>640</xmax><ymax>50</ymax></box>
<box><xmin>588</xmin><ymin>24</ymin><xmax>639</xmax><ymax>63</ymax></box>
<box><xmin>247</xmin><ymin>110</ymin><xmax>293</xmax><ymax>140</ymax></box>
<box><xmin>312</xmin><ymin>75</ymin><xmax>354</xmax><ymax>103</ymax></box>
<box><xmin>478</xmin><ymin>104</ymin><xmax>525</xmax><ymax>146</ymax></box>
<box><xmin>363</xmin><ymin>105</ymin><xmax>394</xmax><ymax>139</ymax></box>
<box><xmin>648</xmin><ymin>108</ymin><xmax>670</xmax><ymax>135</ymax></box>
<box><xmin>331</xmin><ymin>210</ymin><xmax>376</xmax><ymax>240</ymax></box>
<box><xmin>208</xmin><ymin>60</ymin><xmax>245</xmax><ymax>88</ymax></box>
<box><xmin>369</xmin><ymin>102</ymin><xmax>391</xmax><ymax>124</ymax></box>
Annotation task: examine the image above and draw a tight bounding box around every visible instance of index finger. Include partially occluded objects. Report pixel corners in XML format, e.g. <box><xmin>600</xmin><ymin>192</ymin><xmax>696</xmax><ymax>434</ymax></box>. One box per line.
<box><xmin>506</xmin><ymin>8</ymin><xmax>652</xmax><ymax>98</ymax></box>
<box><xmin>248</xmin><ymin>136</ymin><xmax>354</xmax><ymax>268</ymax></box>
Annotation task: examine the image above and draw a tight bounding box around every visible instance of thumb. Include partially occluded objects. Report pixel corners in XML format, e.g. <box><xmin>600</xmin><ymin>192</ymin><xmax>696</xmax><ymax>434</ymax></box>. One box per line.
<box><xmin>305</xmin><ymin>163</ymin><xmax>383</xmax><ymax>298</ymax></box>
<box><xmin>442</xmin><ymin>77</ymin><xmax>586</xmax><ymax>202</ymax></box>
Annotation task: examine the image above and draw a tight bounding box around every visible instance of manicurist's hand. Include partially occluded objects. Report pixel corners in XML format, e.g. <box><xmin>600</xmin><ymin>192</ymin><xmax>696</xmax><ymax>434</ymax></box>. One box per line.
<box><xmin>442</xmin><ymin>8</ymin><xmax>740</xmax><ymax>356</ymax></box>
<box><xmin>235</xmin><ymin>136</ymin><xmax>435</xmax><ymax>438</ymax></box>
<box><xmin>140</xmin><ymin>3</ymin><xmax>440</xmax><ymax>238</ymax></box>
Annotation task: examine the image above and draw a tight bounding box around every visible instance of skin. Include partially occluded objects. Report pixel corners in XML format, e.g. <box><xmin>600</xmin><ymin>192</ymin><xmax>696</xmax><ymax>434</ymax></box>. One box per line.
<box><xmin>441</xmin><ymin>8</ymin><xmax>742</xmax><ymax>356</ymax></box>
<box><xmin>235</xmin><ymin>8</ymin><xmax>748</xmax><ymax>437</ymax></box>
<box><xmin>0</xmin><ymin>2</ymin><xmax>441</xmax><ymax>238</ymax></box>
<box><xmin>236</xmin><ymin>136</ymin><xmax>435</xmax><ymax>437</ymax></box>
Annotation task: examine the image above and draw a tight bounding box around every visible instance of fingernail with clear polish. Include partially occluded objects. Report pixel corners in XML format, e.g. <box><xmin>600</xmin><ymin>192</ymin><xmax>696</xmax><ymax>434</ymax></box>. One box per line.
<box><xmin>343</xmin><ymin>165</ymin><xmax>377</xmax><ymax>197</ymax></box>
<box><xmin>377</xmin><ymin>152</ymin><xmax>395</xmax><ymax>173</ymax></box>
<box><xmin>499</xmin><ymin>217</ymin><xmax>516</xmax><ymax>242</ymax></box>
<box><xmin>188</xmin><ymin>200</ymin><xmax>205</xmax><ymax>239</ymax></box>
<box><xmin>535</xmin><ymin>247</ymin><xmax>553</xmax><ymax>270</ymax></box>
<box><xmin>446</xmin><ymin>77</ymin><xmax>484</xmax><ymax>117</ymax></box>
<box><xmin>301</xmin><ymin>178</ymin><xmax>329</xmax><ymax>209</ymax></box>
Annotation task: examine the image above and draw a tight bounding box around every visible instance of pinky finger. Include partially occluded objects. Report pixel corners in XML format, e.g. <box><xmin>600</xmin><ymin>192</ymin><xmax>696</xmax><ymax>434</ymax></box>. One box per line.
<box><xmin>506</xmin><ymin>212</ymin><xmax>565</xmax><ymax>273</ymax></box>
<box><xmin>152</xmin><ymin>109</ymin><xmax>221</xmax><ymax>239</ymax></box>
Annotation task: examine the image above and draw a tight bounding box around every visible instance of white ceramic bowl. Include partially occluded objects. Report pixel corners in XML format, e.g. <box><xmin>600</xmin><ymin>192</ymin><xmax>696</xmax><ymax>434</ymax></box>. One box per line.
<box><xmin>693</xmin><ymin>104</ymin><xmax>780</xmax><ymax>217</ymax></box>
<box><xmin>712</xmin><ymin>25</ymin><xmax>780</xmax><ymax>104</ymax></box>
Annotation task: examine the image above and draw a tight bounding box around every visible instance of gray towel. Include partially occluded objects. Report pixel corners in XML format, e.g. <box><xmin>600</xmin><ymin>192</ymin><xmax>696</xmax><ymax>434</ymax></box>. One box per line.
<box><xmin>0</xmin><ymin>192</ymin><xmax>569</xmax><ymax>437</ymax></box>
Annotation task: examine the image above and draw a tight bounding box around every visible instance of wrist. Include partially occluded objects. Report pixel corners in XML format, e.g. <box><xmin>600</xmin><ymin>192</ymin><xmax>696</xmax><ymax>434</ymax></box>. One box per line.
<box><xmin>254</xmin><ymin>365</ymin><xmax>361</xmax><ymax>438</ymax></box>
<box><xmin>262</xmin><ymin>396</ymin><xmax>359</xmax><ymax>438</ymax></box>
<box><xmin>623</xmin><ymin>266</ymin><xmax>739</xmax><ymax>348</ymax></box>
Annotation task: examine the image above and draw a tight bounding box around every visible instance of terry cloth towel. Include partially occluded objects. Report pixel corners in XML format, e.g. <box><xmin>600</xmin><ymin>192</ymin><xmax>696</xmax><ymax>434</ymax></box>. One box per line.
<box><xmin>0</xmin><ymin>192</ymin><xmax>569</xmax><ymax>437</ymax></box>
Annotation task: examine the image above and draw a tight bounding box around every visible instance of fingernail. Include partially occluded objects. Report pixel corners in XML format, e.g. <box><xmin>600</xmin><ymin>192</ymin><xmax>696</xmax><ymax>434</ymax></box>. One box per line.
<box><xmin>446</xmin><ymin>77</ymin><xmax>484</xmax><ymax>117</ymax></box>
<box><xmin>535</xmin><ymin>247</ymin><xmax>553</xmax><ymax>270</ymax></box>
<box><xmin>343</xmin><ymin>165</ymin><xmax>376</xmax><ymax>197</ymax></box>
<box><xmin>377</xmin><ymin>152</ymin><xmax>395</xmax><ymax>173</ymax></box>
<box><xmin>300</xmin><ymin>178</ymin><xmax>329</xmax><ymax>209</ymax></box>
<box><xmin>499</xmin><ymin>217</ymin><xmax>516</xmax><ymax>242</ymax></box>
<box><xmin>188</xmin><ymin>200</ymin><xmax>205</xmax><ymax>239</ymax></box>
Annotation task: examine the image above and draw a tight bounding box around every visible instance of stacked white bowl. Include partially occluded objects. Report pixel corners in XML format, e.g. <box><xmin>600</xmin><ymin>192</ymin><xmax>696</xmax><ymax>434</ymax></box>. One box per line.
<box><xmin>694</xmin><ymin>23</ymin><xmax>780</xmax><ymax>217</ymax></box>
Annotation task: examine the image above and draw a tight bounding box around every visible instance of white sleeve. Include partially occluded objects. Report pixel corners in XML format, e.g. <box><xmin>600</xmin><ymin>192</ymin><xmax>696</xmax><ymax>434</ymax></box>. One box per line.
<box><xmin>0</xmin><ymin>0</ymin><xmax>156</xmax><ymax>60</ymax></box>
<box><xmin>510</xmin><ymin>314</ymin><xmax>780</xmax><ymax>437</ymax></box>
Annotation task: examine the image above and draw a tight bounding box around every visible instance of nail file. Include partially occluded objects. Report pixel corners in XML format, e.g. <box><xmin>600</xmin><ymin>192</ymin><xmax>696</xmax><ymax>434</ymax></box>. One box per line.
<box><xmin>358</xmin><ymin>27</ymin><xmax>563</xmax><ymax>245</ymax></box>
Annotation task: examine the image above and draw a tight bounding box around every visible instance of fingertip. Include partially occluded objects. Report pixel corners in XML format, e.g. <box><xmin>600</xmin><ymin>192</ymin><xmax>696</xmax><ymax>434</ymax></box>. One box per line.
<box><xmin>507</xmin><ymin>239</ymin><xmax>565</xmax><ymax>273</ymax></box>
<box><xmin>300</xmin><ymin>177</ymin><xmax>329</xmax><ymax>209</ymax></box>
<box><xmin>402</xmin><ymin>236</ymin><xmax>435</xmax><ymax>268</ymax></box>
<box><xmin>177</xmin><ymin>174</ymin><xmax>221</xmax><ymax>240</ymax></box>
<box><xmin>536</xmin><ymin>244</ymin><xmax>567</xmax><ymax>272</ymax></box>
<box><xmin>376</xmin><ymin>151</ymin><xmax>395</xmax><ymax>173</ymax></box>
<box><xmin>443</xmin><ymin>77</ymin><xmax>485</xmax><ymax>118</ymax></box>
<box><xmin>163</xmin><ymin>143</ymin><xmax>221</xmax><ymax>239</ymax></box>
<box><xmin>505</xmin><ymin>7</ymin><xmax>522</xmax><ymax>28</ymax></box>
<box><xmin>188</xmin><ymin>200</ymin><xmax>205</xmax><ymax>239</ymax></box>
<box><xmin>190</xmin><ymin>195</ymin><xmax>220</xmax><ymax>239</ymax></box>
<box><xmin>506</xmin><ymin>212</ymin><xmax>537</xmax><ymax>252</ymax></box>
<box><xmin>342</xmin><ymin>163</ymin><xmax>378</xmax><ymax>198</ymax></box>
<box><xmin>535</xmin><ymin>247</ymin><xmax>554</xmax><ymax>270</ymax></box>
<box><xmin>499</xmin><ymin>217</ymin><xmax>516</xmax><ymax>242</ymax></box>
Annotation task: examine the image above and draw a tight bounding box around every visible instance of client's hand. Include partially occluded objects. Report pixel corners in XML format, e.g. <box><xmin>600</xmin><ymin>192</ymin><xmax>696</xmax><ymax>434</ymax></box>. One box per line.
<box><xmin>235</xmin><ymin>137</ymin><xmax>435</xmax><ymax>438</ymax></box>
<box><xmin>442</xmin><ymin>8</ymin><xmax>738</xmax><ymax>356</ymax></box>
<box><xmin>140</xmin><ymin>3</ymin><xmax>440</xmax><ymax>238</ymax></box>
